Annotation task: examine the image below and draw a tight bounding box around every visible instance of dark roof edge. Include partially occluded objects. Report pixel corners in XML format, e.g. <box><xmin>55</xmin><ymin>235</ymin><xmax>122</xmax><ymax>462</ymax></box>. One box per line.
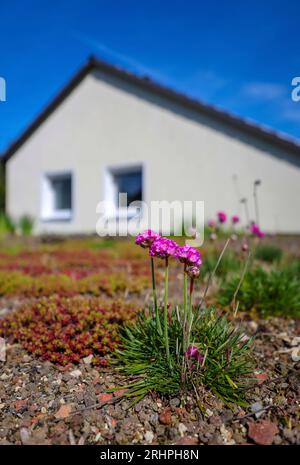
<box><xmin>1</xmin><ymin>57</ymin><xmax>94</xmax><ymax>163</ymax></box>
<box><xmin>2</xmin><ymin>55</ymin><xmax>300</xmax><ymax>162</ymax></box>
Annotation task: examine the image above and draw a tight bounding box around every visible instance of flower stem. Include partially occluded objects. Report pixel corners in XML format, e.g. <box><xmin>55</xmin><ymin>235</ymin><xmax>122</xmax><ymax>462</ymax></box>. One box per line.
<box><xmin>164</xmin><ymin>258</ymin><xmax>171</xmax><ymax>367</ymax></box>
<box><xmin>183</xmin><ymin>265</ymin><xmax>187</xmax><ymax>316</ymax></box>
<box><xmin>151</xmin><ymin>257</ymin><xmax>162</xmax><ymax>335</ymax></box>
<box><xmin>189</xmin><ymin>278</ymin><xmax>194</xmax><ymax>306</ymax></box>
<box><xmin>183</xmin><ymin>266</ymin><xmax>188</xmax><ymax>352</ymax></box>
<box><xmin>186</xmin><ymin>278</ymin><xmax>194</xmax><ymax>348</ymax></box>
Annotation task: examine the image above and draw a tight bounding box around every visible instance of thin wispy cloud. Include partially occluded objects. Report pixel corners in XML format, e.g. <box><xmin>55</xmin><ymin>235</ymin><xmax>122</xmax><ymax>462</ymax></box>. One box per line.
<box><xmin>239</xmin><ymin>80</ymin><xmax>300</xmax><ymax>131</ymax></box>
<box><xmin>281</xmin><ymin>102</ymin><xmax>300</xmax><ymax>123</ymax></box>
<box><xmin>177</xmin><ymin>69</ymin><xmax>229</xmax><ymax>101</ymax></box>
<box><xmin>70</xmin><ymin>31</ymin><xmax>172</xmax><ymax>85</ymax></box>
<box><xmin>241</xmin><ymin>81</ymin><xmax>286</xmax><ymax>100</ymax></box>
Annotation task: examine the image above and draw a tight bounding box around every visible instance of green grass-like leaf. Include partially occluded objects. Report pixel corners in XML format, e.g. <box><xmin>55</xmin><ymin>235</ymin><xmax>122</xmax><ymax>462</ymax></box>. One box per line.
<box><xmin>254</xmin><ymin>244</ymin><xmax>283</xmax><ymax>263</ymax></box>
<box><xmin>218</xmin><ymin>267</ymin><xmax>300</xmax><ymax>318</ymax></box>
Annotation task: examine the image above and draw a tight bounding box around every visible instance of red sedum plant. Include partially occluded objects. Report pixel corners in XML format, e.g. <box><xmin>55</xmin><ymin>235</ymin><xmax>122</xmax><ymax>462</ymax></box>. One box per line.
<box><xmin>0</xmin><ymin>296</ymin><xmax>137</xmax><ymax>366</ymax></box>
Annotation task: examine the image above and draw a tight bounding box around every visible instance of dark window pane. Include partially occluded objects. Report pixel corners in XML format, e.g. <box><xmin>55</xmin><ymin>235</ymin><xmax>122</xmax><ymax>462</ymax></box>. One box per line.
<box><xmin>114</xmin><ymin>171</ymin><xmax>142</xmax><ymax>207</ymax></box>
<box><xmin>52</xmin><ymin>177</ymin><xmax>72</xmax><ymax>210</ymax></box>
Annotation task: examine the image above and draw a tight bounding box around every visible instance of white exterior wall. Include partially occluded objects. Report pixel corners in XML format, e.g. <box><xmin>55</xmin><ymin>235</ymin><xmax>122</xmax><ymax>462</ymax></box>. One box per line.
<box><xmin>6</xmin><ymin>69</ymin><xmax>300</xmax><ymax>234</ymax></box>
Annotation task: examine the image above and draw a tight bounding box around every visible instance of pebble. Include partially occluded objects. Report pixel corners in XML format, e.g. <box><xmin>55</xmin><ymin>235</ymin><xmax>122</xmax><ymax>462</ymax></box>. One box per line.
<box><xmin>70</xmin><ymin>369</ymin><xmax>82</xmax><ymax>378</ymax></box>
<box><xmin>178</xmin><ymin>423</ymin><xmax>188</xmax><ymax>436</ymax></box>
<box><xmin>159</xmin><ymin>408</ymin><xmax>172</xmax><ymax>425</ymax></box>
<box><xmin>144</xmin><ymin>430</ymin><xmax>154</xmax><ymax>443</ymax></box>
<box><xmin>170</xmin><ymin>398</ymin><xmax>180</xmax><ymax>408</ymax></box>
<box><xmin>250</xmin><ymin>402</ymin><xmax>264</xmax><ymax>419</ymax></box>
<box><xmin>83</xmin><ymin>354</ymin><xmax>93</xmax><ymax>365</ymax></box>
<box><xmin>0</xmin><ymin>338</ymin><xmax>6</xmax><ymax>362</ymax></box>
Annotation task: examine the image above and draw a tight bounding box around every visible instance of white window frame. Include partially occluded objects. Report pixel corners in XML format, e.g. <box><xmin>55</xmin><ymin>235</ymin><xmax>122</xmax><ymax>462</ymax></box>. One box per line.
<box><xmin>41</xmin><ymin>171</ymin><xmax>73</xmax><ymax>221</ymax></box>
<box><xmin>103</xmin><ymin>163</ymin><xmax>144</xmax><ymax>219</ymax></box>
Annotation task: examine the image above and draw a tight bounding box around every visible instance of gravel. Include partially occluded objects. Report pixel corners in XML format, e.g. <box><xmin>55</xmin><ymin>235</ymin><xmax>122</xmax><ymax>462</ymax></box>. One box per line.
<box><xmin>0</xmin><ymin>310</ymin><xmax>299</xmax><ymax>445</ymax></box>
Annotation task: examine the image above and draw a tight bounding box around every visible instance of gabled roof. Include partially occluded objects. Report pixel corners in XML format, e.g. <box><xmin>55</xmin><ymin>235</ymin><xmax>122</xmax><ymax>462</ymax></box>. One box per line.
<box><xmin>2</xmin><ymin>55</ymin><xmax>300</xmax><ymax>162</ymax></box>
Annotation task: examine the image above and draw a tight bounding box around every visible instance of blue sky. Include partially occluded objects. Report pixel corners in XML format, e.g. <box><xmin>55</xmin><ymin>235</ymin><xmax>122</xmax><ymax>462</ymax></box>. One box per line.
<box><xmin>0</xmin><ymin>0</ymin><xmax>300</xmax><ymax>153</ymax></box>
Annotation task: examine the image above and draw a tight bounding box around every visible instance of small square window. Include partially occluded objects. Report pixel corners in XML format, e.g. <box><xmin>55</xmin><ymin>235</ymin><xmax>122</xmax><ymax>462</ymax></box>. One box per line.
<box><xmin>41</xmin><ymin>173</ymin><xmax>72</xmax><ymax>221</ymax></box>
<box><xmin>52</xmin><ymin>177</ymin><xmax>72</xmax><ymax>211</ymax></box>
<box><xmin>113</xmin><ymin>170</ymin><xmax>142</xmax><ymax>207</ymax></box>
<box><xmin>105</xmin><ymin>165</ymin><xmax>143</xmax><ymax>218</ymax></box>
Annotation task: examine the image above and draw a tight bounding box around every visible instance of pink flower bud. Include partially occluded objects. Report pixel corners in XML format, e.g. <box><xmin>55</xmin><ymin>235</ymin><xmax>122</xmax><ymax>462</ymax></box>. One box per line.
<box><xmin>217</xmin><ymin>211</ymin><xmax>227</xmax><ymax>223</ymax></box>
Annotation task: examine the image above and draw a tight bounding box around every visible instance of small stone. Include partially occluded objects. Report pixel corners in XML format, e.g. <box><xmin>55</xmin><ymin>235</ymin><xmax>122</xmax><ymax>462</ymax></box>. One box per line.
<box><xmin>254</xmin><ymin>373</ymin><xmax>269</xmax><ymax>384</ymax></box>
<box><xmin>209</xmin><ymin>415</ymin><xmax>222</xmax><ymax>426</ymax></box>
<box><xmin>250</xmin><ymin>402</ymin><xmax>264</xmax><ymax>419</ymax></box>
<box><xmin>134</xmin><ymin>401</ymin><xmax>143</xmax><ymax>413</ymax></box>
<box><xmin>221</xmin><ymin>409</ymin><xmax>233</xmax><ymax>422</ymax></box>
<box><xmin>178</xmin><ymin>423</ymin><xmax>188</xmax><ymax>436</ymax></box>
<box><xmin>170</xmin><ymin>398</ymin><xmax>180</xmax><ymax>408</ymax></box>
<box><xmin>98</xmin><ymin>393</ymin><xmax>113</xmax><ymax>403</ymax></box>
<box><xmin>20</xmin><ymin>428</ymin><xmax>31</xmax><ymax>445</ymax></box>
<box><xmin>95</xmin><ymin>432</ymin><xmax>102</xmax><ymax>442</ymax></box>
<box><xmin>159</xmin><ymin>408</ymin><xmax>172</xmax><ymax>425</ymax></box>
<box><xmin>273</xmin><ymin>435</ymin><xmax>282</xmax><ymax>445</ymax></box>
<box><xmin>144</xmin><ymin>431</ymin><xmax>154</xmax><ymax>443</ymax></box>
<box><xmin>247</xmin><ymin>420</ymin><xmax>279</xmax><ymax>445</ymax></box>
<box><xmin>83</xmin><ymin>354</ymin><xmax>93</xmax><ymax>365</ymax></box>
<box><xmin>290</xmin><ymin>337</ymin><xmax>300</xmax><ymax>347</ymax></box>
<box><xmin>70</xmin><ymin>369</ymin><xmax>82</xmax><ymax>378</ymax></box>
<box><xmin>220</xmin><ymin>424</ymin><xmax>235</xmax><ymax>445</ymax></box>
<box><xmin>283</xmin><ymin>427</ymin><xmax>294</xmax><ymax>442</ymax></box>
<box><xmin>291</xmin><ymin>347</ymin><xmax>300</xmax><ymax>362</ymax></box>
<box><xmin>0</xmin><ymin>338</ymin><xmax>6</xmax><ymax>362</ymax></box>
<box><xmin>249</xmin><ymin>321</ymin><xmax>258</xmax><ymax>332</ymax></box>
<box><xmin>54</xmin><ymin>404</ymin><xmax>72</xmax><ymax>419</ymax></box>
<box><xmin>68</xmin><ymin>429</ymin><xmax>76</xmax><ymax>445</ymax></box>
<box><xmin>15</xmin><ymin>400</ymin><xmax>27</xmax><ymax>412</ymax></box>
<box><xmin>175</xmin><ymin>436</ymin><xmax>198</xmax><ymax>445</ymax></box>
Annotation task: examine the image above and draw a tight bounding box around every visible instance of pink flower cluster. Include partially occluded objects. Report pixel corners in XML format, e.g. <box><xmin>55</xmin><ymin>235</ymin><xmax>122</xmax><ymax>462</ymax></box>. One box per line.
<box><xmin>149</xmin><ymin>237</ymin><xmax>178</xmax><ymax>259</ymax></box>
<box><xmin>209</xmin><ymin>212</ymin><xmax>240</xmax><ymax>227</ymax></box>
<box><xmin>250</xmin><ymin>223</ymin><xmax>265</xmax><ymax>238</ymax></box>
<box><xmin>175</xmin><ymin>245</ymin><xmax>202</xmax><ymax>267</ymax></box>
<box><xmin>136</xmin><ymin>230</ymin><xmax>202</xmax><ymax>276</ymax></box>
<box><xmin>135</xmin><ymin>229</ymin><xmax>160</xmax><ymax>248</ymax></box>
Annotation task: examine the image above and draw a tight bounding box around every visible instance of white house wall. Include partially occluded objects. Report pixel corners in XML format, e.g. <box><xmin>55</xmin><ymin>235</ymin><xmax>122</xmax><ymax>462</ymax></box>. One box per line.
<box><xmin>6</xmin><ymin>69</ymin><xmax>300</xmax><ymax>234</ymax></box>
